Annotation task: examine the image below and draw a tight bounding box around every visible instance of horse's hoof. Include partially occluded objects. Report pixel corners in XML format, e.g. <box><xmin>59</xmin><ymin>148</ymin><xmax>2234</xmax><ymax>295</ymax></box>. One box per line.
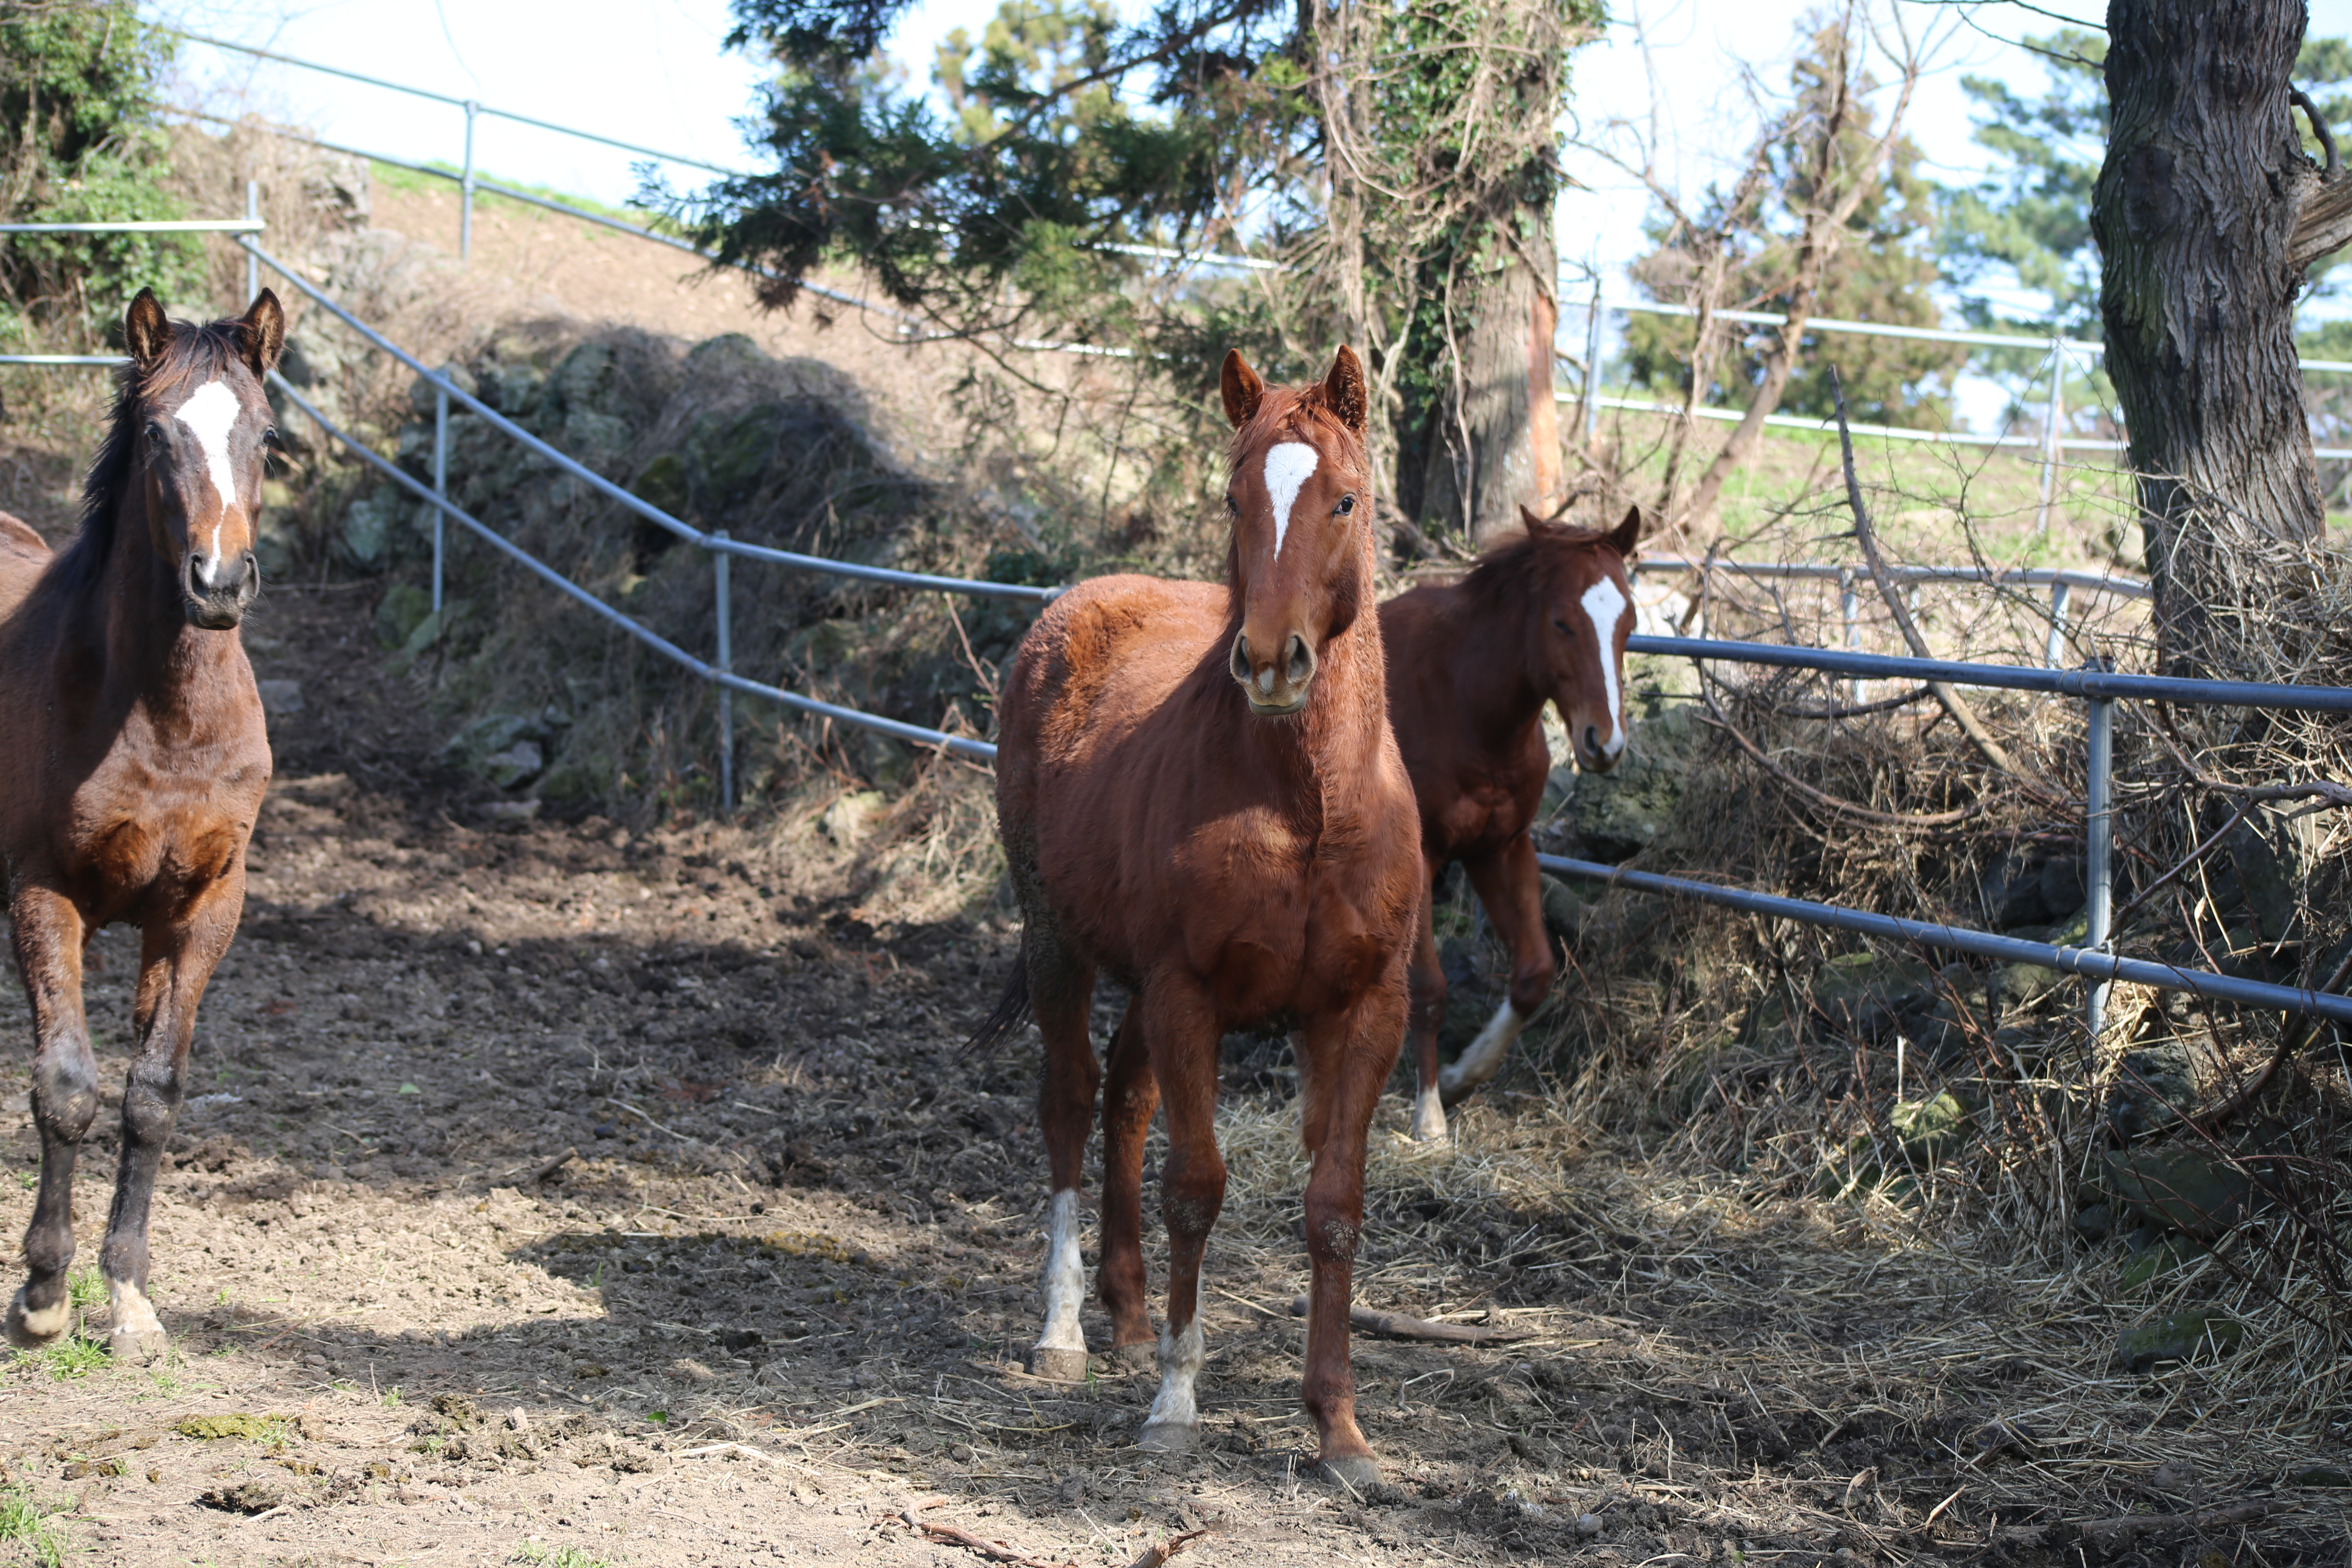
<box><xmin>1409</xmin><ymin>1086</ymin><xmax>1448</xmax><ymax>1142</ymax></box>
<box><xmin>1138</xmin><ymin>1421</ymin><xmax>1200</xmax><ymax>1453</ymax></box>
<box><xmin>1317</xmin><ymin>1453</ymin><xmax>1383</xmax><ymax>1491</ymax></box>
<box><xmin>1108</xmin><ymin>1341</ymin><xmax>1156</xmax><ymax>1373</ymax></box>
<box><xmin>1028</xmin><ymin>1345</ymin><xmax>1090</xmax><ymax>1382</ymax></box>
<box><xmin>109</xmin><ymin>1324</ymin><xmax>168</xmax><ymax>1365</ymax></box>
<box><xmin>4</xmin><ymin>1288</ymin><xmax>67</xmax><ymax>1348</ymax></box>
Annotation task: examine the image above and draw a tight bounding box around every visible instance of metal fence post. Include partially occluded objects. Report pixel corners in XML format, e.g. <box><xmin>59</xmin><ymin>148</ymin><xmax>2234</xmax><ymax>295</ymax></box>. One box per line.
<box><xmin>715</xmin><ymin>532</ymin><xmax>734</xmax><ymax>815</ymax></box>
<box><xmin>1838</xmin><ymin>567</ymin><xmax>1864</xmax><ymax>705</ymax></box>
<box><xmin>431</xmin><ymin>388</ymin><xmax>448</xmax><ymax>615</ymax></box>
<box><xmin>2085</xmin><ymin>686</ymin><xmax>2114</xmax><ymax>1046</ymax></box>
<box><xmin>460</xmin><ymin>100</ymin><xmax>479</xmax><ymax>261</ymax></box>
<box><xmin>2045</xmin><ymin>579</ymin><xmax>2072</xmax><ymax>669</ymax></box>
<box><xmin>2035</xmin><ymin>337</ymin><xmax>2067</xmax><ymax>534</ymax></box>
<box><xmin>243</xmin><ymin>180</ymin><xmax>260</xmax><ymax>303</ymax></box>
<box><xmin>1581</xmin><ymin>288</ymin><xmax>1604</xmax><ymax>448</ymax></box>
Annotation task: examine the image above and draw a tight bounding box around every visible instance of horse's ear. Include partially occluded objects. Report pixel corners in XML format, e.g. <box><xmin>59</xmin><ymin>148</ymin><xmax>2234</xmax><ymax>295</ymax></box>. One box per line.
<box><xmin>1220</xmin><ymin>349</ymin><xmax>1263</xmax><ymax>429</ymax></box>
<box><xmin>1323</xmin><ymin>344</ymin><xmax>1368</xmax><ymax>436</ymax></box>
<box><xmin>1606</xmin><ymin>505</ymin><xmax>1643</xmax><ymax>559</ymax></box>
<box><xmin>125</xmin><ymin>288</ymin><xmax>169</xmax><ymax>370</ymax></box>
<box><xmin>1517</xmin><ymin>502</ymin><xmax>1546</xmax><ymax>534</ymax></box>
<box><xmin>238</xmin><ymin>289</ymin><xmax>285</xmax><ymax>375</ymax></box>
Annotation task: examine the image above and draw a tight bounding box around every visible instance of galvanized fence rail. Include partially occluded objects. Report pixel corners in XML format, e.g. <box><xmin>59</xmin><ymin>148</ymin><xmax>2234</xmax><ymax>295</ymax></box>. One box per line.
<box><xmin>9</xmin><ymin>222</ymin><xmax>2350</xmax><ymax>1038</ymax></box>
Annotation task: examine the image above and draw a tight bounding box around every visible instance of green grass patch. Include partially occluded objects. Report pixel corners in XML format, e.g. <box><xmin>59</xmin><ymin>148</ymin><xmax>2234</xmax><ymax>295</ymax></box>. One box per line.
<box><xmin>365</xmin><ymin>158</ymin><xmax>677</xmax><ymax>231</ymax></box>
<box><xmin>0</xmin><ymin>1483</ymin><xmax>67</xmax><ymax>1567</ymax></box>
<box><xmin>512</xmin><ymin>1541</ymin><xmax>613</xmax><ymax>1568</ymax></box>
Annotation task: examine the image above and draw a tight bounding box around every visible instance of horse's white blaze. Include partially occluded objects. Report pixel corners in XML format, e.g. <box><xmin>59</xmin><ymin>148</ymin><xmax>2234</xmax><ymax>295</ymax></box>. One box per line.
<box><xmin>1144</xmin><ymin>1317</ymin><xmax>1207</xmax><ymax>1431</ymax></box>
<box><xmin>175</xmin><ymin>379</ymin><xmax>242</xmax><ymax>514</ymax></box>
<box><xmin>1036</xmin><ymin>1189</ymin><xmax>1087</xmax><ymax>1354</ymax></box>
<box><xmin>1263</xmin><ymin>442</ymin><xmax>1318</xmax><ymax>559</ymax></box>
<box><xmin>1580</xmin><ymin>575</ymin><xmax>1629</xmax><ymax>755</ymax></box>
<box><xmin>107</xmin><ymin>1277</ymin><xmax>163</xmax><ymax>1339</ymax></box>
<box><xmin>1439</xmin><ymin>999</ymin><xmax>1523</xmax><ymax>1097</ymax></box>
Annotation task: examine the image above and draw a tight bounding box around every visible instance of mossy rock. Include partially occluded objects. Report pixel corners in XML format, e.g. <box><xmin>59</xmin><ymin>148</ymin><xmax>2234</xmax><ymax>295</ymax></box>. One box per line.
<box><xmin>2119</xmin><ymin>1234</ymin><xmax>2203</xmax><ymax>1293</ymax></box>
<box><xmin>1813</xmin><ymin>951</ymin><xmax>1939</xmax><ymax>1042</ymax></box>
<box><xmin>2101</xmin><ymin>1149</ymin><xmax>2265</xmax><ymax>1240</ymax></box>
<box><xmin>376</xmin><ymin>583</ymin><xmax>434</xmax><ymax>650</ymax></box>
<box><xmin>1887</xmin><ymin>1090</ymin><xmax>1969</xmax><ymax>1164</ymax></box>
<box><xmin>1553</xmin><ymin>704</ymin><xmax>1704</xmax><ymax>861</ymax></box>
<box><xmin>633</xmin><ymin>452</ymin><xmax>690</xmax><ymax>518</ymax></box>
<box><xmin>2115</xmin><ymin>1312</ymin><xmax>2242</xmax><ymax>1372</ymax></box>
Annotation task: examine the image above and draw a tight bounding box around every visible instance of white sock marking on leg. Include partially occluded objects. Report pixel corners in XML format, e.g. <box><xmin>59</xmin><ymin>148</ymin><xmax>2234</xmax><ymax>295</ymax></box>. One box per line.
<box><xmin>1145</xmin><ymin>1318</ymin><xmax>1207</xmax><ymax>1430</ymax></box>
<box><xmin>1439</xmin><ymin>999</ymin><xmax>1525</xmax><ymax>1096</ymax></box>
<box><xmin>1036</xmin><ymin>1189</ymin><xmax>1087</xmax><ymax>1354</ymax></box>
<box><xmin>1410</xmin><ymin>1082</ymin><xmax>1448</xmax><ymax>1142</ymax></box>
<box><xmin>14</xmin><ymin>1295</ymin><xmax>69</xmax><ymax>1339</ymax></box>
<box><xmin>108</xmin><ymin>1277</ymin><xmax>163</xmax><ymax>1337</ymax></box>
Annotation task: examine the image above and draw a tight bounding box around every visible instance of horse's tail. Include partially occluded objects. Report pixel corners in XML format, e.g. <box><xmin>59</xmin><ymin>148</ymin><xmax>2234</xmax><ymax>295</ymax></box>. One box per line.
<box><xmin>962</xmin><ymin>947</ymin><xmax>1032</xmax><ymax>1058</ymax></box>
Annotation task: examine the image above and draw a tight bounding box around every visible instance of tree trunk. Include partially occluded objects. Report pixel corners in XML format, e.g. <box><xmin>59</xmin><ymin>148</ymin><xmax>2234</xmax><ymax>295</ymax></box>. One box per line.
<box><xmin>2093</xmin><ymin>0</ymin><xmax>2343</xmax><ymax>674</ymax></box>
<box><xmin>1413</xmin><ymin>227</ymin><xmax>1564</xmax><ymax>546</ymax></box>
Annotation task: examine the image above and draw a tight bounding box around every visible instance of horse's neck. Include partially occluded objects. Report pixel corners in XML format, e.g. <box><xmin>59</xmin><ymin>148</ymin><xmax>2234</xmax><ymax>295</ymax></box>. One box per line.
<box><xmin>1444</xmin><ymin>589</ymin><xmax>1544</xmax><ymax>750</ymax></box>
<box><xmin>90</xmin><ymin>496</ymin><xmax>240</xmax><ymax>708</ymax></box>
<box><xmin>1293</xmin><ymin>612</ymin><xmax>1394</xmax><ymax>786</ymax></box>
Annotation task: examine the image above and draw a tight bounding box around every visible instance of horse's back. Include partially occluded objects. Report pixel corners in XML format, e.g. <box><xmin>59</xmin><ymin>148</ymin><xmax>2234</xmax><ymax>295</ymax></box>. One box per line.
<box><xmin>1002</xmin><ymin>574</ymin><xmax>1228</xmax><ymax>758</ymax></box>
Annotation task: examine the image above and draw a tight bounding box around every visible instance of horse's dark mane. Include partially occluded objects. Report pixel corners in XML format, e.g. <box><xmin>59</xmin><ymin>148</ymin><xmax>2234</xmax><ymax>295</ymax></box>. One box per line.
<box><xmin>51</xmin><ymin>317</ymin><xmax>245</xmax><ymax>598</ymax></box>
<box><xmin>1456</xmin><ymin>519</ymin><xmax>1613</xmax><ymax>609</ymax></box>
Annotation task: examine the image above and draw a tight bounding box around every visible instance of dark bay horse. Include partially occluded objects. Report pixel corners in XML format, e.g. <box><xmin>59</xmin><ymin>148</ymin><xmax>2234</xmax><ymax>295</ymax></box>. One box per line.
<box><xmin>0</xmin><ymin>288</ymin><xmax>281</xmax><ymax>1360</ymax></box>
<box><xmin>971</xmin><ymin>347</ymin><xmax>1420</xmax><ymax>1485</ymax></box>
<box><xmin>1379</xmin><ymin>505</ymin><xmax>1639</xmax><ymax>1140</ymax></box>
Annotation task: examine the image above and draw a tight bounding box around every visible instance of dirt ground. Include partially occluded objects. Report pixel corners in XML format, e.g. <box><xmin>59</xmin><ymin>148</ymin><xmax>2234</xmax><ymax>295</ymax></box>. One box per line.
<box><xmin>2</xmin><ymin>175</ymin><xmax>2348</xmax><ymax>1568</ymax></box>
<box><xmin>0</xmin><ymin>574</ymin><xmax>2342</xmax><ymax>1568</ymax></box>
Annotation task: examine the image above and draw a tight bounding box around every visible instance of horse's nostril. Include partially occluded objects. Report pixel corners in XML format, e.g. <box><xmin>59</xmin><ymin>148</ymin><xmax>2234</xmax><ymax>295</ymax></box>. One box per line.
<box><xmin>1584</xmin><ymin>725</ymin><xmax>1601</xmax><ymax>756</ymax></box>
<box><xmin>1285</xmin><ymin>633</ymin><xmax>1313</xmax><ymax>685</ymax></box>
<box><xmin>1229</xmin><ymin>633</ymin><xmax>1252</xmax><ymax>684</ymax></box>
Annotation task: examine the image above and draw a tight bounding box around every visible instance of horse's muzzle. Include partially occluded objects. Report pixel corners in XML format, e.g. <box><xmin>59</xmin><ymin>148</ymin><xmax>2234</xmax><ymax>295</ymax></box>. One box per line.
<box><xmin>182</xmin><ymin>549</ymin><xmax>259</xmax><ymax>630</ymax></box>
<box><xmin>1575</xmin><ymin>723</ymin><xmax>1626</xmax><ymax>774</ymax></box>
<box><xmin>1230</xmin><ymin>629</ymin><xmax>1316</xmax><ymax>716</ymax></box>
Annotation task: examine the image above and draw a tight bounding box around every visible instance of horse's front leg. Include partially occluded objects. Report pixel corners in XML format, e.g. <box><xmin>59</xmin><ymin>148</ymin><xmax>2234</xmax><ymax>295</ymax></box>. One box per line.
<box><xmin>1138</xmin><ymin>971</ymin><xmax>1222</xmax><ymax>1451</ymax></box>
<box><xmin>6</xmin><ymin>883</ymin><xmax>97</xmax><ymax>1348</ymax></box>
<box><xmin>101</xmin><ymin>870</ymin><xmax>243</xmax><ymax>1363</ymax></box>
<box><xmin>1297</xmin><ymin>973</ymin><xmax>1408</xmax><ymax>1487</ymax></box>
<box><xmin>1440</xmin><ymin>833</ymin><xmax>1553</xmax><ymax>1109</ymax></box>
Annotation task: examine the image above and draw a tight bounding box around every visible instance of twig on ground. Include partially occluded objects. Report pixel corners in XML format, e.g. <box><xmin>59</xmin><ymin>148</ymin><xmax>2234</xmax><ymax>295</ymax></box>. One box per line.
<box><xmin>1286</xmin><ymin>1294</ymin><xmax>1532</xmax><ymax>1344</ymax></box>
<box><xmin>914</xmin><ymin>1518</ymin><xmax>1080</xmax><ymax>1568</ymax></box>
<box><xmin>1128</xmin><ymin>1528</ymin><xmax>1208</xmax><ymax>1568</ymax></box>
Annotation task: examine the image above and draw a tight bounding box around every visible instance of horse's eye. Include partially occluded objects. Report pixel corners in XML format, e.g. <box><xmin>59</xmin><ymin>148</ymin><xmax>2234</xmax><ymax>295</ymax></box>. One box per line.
<box><xmin>1335</xmin><ymin>495</ymin><xmax>1355</xmax><ymax>515</ymax></box>
<box><xmin>1552</xmin><ymin>618</ymin><xmax>1572</xmax><ymax>635</ymax></box>
<box><xmin>143</xmin><ymin>421</ymin><xmax>166</xmax><ymax>444</ymax></box>
<box><xmin>262</xmin><ymin>426</ymin><xmax>279</xmax><ymax>448</ymax></box>
<box><xmin>1224</xmin><ymin>494</ymin><xmax>1238</xmax><ymax>516</ymax></box>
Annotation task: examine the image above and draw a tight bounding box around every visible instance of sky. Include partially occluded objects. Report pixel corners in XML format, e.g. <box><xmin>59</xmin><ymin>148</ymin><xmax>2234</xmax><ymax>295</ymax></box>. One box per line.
<box><xmin>154</xmin><ymin>0</ymin><xmax>2352</xmax><ymax>430</ymax></box>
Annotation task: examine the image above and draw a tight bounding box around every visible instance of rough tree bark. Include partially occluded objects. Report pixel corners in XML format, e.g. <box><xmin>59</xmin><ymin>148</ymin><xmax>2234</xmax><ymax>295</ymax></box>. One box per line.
<box><xmin>1417</xmin><ymin>232</ymin><xmax>1565</xmax><ymax>545</ymax></box>
<box><xmin>2093</xmin><ymin>0</ymin><xmax>2352</xmax><ymax>673</ymax></box>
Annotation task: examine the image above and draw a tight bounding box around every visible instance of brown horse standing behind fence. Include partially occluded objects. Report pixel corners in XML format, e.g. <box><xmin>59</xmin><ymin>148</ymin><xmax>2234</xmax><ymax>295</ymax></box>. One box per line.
<box><xmin>970</xmin><ymin>347</ymin><xmax>1421</xmax><ymax>1485</ymax></box>
<box><xmin>0</xmin><ymin>288</ymin><xmax>281</xmax><ymax>1360</ymax></box>
<box><xmin>1380</xmin><ymin>505</ymin><xmax>1639</xmax><ymax>1140</ymax></box>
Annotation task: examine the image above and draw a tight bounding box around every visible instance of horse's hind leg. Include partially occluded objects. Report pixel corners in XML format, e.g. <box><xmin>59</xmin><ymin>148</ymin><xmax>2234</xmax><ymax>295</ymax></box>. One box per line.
<box><xmin>101</xmin><ymin>876</ymin><xmax>241</xmax><ymax>1363</ymax></box>
<box><xmin>1096</xmin><ymin>997</ymin><xmax>1158</xmax><ymax>1368</ymax></box>
<box><xmin>1405</xmin><ymin>858</ymin><xmax>1448</xmax><ymax>1140</ymax></box>
<box><xmin>5</xmin><ymin>885</ymin><xmax>97</xmax><ymax>1348</ymax></box>
<box><xmin>1439</xmin><ymin>834</ymin><xmax>1552</xmax><ymax>1109</ymax></box>
<box><xmin>1028</xmin><ymin>929</ymin><xmax>1098</xmax><ymax>1382</ymax></box>
<box><xmin>1139</xmin><ymin>972</ymin><xmax>1223</xmax><ymax>1452</ymax></box>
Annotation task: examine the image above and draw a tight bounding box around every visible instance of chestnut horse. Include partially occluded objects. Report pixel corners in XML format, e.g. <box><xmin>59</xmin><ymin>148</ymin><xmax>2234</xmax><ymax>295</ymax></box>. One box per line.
<box><xmin>971</xmin><ymin>347</ymin><xmax>1420</xmax><ymax>1484</ymax></box>
<box><xmin>1380</xmin><ymin>505</ymin><xmax>1639</xmax><ymax>1140</ymax></box>
<box><xmin>0</xmin><ymin>288</ymin><xmax>281</xmax><ymax>1360</ymax></box>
